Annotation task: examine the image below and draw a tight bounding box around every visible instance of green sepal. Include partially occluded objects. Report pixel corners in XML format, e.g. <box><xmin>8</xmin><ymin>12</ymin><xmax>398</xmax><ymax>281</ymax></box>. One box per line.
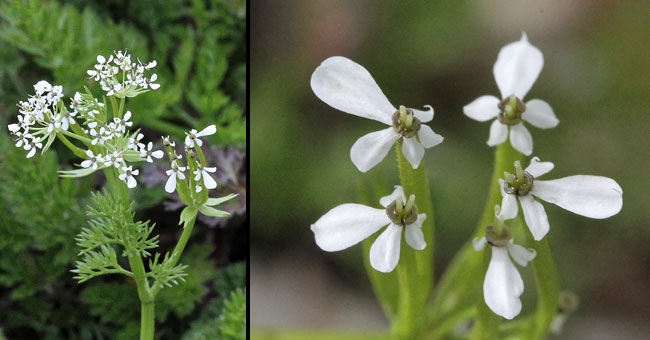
<box><xmin>179</xmin><ymin>206</ymin><xmax>199</xmax><ymax>226</ymax></box>
<box><xmin>58</xmin><ymin>167</ymin><xmax>97</xmax><ymax>178</ymax></box>
<box><xmin>40</xmin><ymin>132</ymin><xmax>57</xmax><ymax>155</ymax></box>
<box><xmin>198</xmin><ymin>204</ymin><xmax>230</xmax><ymax>217</ymax></box>
<box><xmin>205</xmin><ymin>193</ymin><xmax>238</xmax><ymax>207</ymax></box>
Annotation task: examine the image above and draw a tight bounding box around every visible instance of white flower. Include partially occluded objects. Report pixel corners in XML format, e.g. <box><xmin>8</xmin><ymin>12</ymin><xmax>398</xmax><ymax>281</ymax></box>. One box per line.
<box><xmin>104</xmin><ymin>151</ymin><xmax>124</xmax><ymax>168</ymax></box>
<box><xmin>165</xmin><ymin>164</ymin><xmax>187</xmax><ymax>193</ymax></box>
<box><xmin>145</xmin><ymin>73</ymin><xmax>160</xmax><ymax>90</ymax></box>
<box><xmin>185</xmin><ymin>125</ymin><xmax>217</xmax><ymax>148</ymax></box>
<box><xmin>119</xmin><ymin>166</ymin><xmax>139</xmax><ymax>188</ymax></box>
<box><xmin>311</xmin><ymin>186</ymin><xmax>427</xmax><ymax>273</ymax></box>
<box><xmin>140</xmin><ymin>142</ymin><xmax>164</xmax><ymax>163</ymax></box>
<box><xmin>463</xmin><ymin>33</ymin><xmax>558</xmax><ymax>156</ymax></box>
<box><xmin>499</xmin><ymin>157</ymin><xmax>623</xmax><ymax>241</ymax></box>
<box><xmin>473</xmin><ymin>234</ymin><xmax>536</xmax><ymax>320</ymax></box>
<box><xmin>128</xmin><ymin>133</ymin><xmax>145</xmax><ymax>151</ymax></box>
<box><xmin>114</xmin><ymin>110</ymin><xmax>133</xmax><ymax>133</ymax></box>
<box><xmin>90</xmin><ymin>127</ymin><xmax>108</xmax><ymax>145</ymax></box>
<box><xmin>311</xmin><ymin>56</ymin><xmax>443</xmax><ymax>172</ymax></box>
<box><xmin>81</xmin><ymin>150</ymin><xmax>104</xmax><ymax>170</ymax></box>
<box><xmin>48</xmin><ymin>85</ymin><xmax>64</xmax><ymax>104</ymax></box>
<box><xmin>24</xmin><ymin>136</ymin><xmax>42</xmax><ymax>158</ymax></box>
<box><xmin>34</xmin><ymin>80</ymin><xmax>52</xmax><ymax>95</ymax></box>
<box><xmin>193</xmin><ymin>164</ymin><xmax>217</xmax><ymax>191</ymax></box>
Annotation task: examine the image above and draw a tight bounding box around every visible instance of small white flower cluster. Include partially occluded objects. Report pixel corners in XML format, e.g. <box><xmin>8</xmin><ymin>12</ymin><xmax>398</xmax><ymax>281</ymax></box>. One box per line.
<box><xmin>163</xmin><ymin>125</ymin><xmax>218</xmax><ymax>194</ymax></box>
<box><xmin>8</xmin><ymin>81</ymin><xmax>70</xmax><ymax>157</ymax></box>
<box><xmin>87</xmin><ymin>50</ymin><xmax>159</xmax><ymax>97</ymax></box>
<box><xmin>8</xmin><ymin>51</ymin><xmax>166</xmax><ymax>190</ymax></box>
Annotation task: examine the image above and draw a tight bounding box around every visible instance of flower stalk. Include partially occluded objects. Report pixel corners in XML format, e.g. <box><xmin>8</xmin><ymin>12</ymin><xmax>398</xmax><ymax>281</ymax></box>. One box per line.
<box><xmin>391</xmin><ymin>139</ymin><xmax>435</xmax><ymax>339</ymax></box>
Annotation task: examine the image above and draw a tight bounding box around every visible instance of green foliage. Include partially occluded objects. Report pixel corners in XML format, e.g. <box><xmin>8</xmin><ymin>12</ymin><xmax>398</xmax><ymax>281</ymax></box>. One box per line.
<box><xmin>0</xmin><ymin>131</ymin><xmax>88</xmax><ymax>298</ymax></box>
<box><xmin>0</xmin><ymin>0</ymin><xmax>247</xmax><ymax>146</ymax></box>
<box><xmin>182</xmin><ymin>261</ymin><xmax>247</xmax><ymax>340</ymax></box>
<box><xmin>155</xmin><ymin>245</ymin><xmax>218</xmax><ymax>322</ymax></box>
<box><xmin>218</xmin><ymin>288</ymin><xmax>247</xmax><ymax>340</ymax></box>
<box><xmin>73</xmin><ymin>191</ymin><xmax>161</xmax><ymax>283</ymax></box>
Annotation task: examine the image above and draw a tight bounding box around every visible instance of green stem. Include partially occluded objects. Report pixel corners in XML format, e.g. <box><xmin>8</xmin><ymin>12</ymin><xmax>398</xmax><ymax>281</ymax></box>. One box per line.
<box><xmin>524</xmin><ymin>234</ymin><xmax>558</xmax><ymax>339</ymax></box>
<box><xmin>151</xmin><ymin>212</ymin><xmax>197</xmax><ymax>296</ymax></box>
<box><xmin>59</xmin><ymin>129</ymin><xmax>93</xmax><ymax>145</ymax></box>
<box><xmin>57</xmin><ymin>133</ymin><xmax>87</xmax><ymax>159</ymax></box>
<box><xmin>104</xmin><ymin>168</ymin><xmax>155</xmax><ymax>340</ymax></box>
<box><xmin>469</xmin><ymin>142</ymin><xmax>522</xmax><ymax>340</ymax></box>
<box><xmin>140</xmin><ymin>301</ymin><xmax>155</xmax><ymax>340</ymax></box>
<box><xmin>391</xmin><ymin>139</ymin><xmax>435</xmax><ymax>339</ymax></box>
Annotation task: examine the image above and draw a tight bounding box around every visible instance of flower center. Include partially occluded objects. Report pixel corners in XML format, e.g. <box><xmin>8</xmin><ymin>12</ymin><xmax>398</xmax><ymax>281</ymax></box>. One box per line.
<box><xmin>385</xmin><ymin>194</ymin><xmax>418</xmax><ymax>226</ymax></box>
<box><xmin>485</xmin><ymin>223</ymin><xmax>512</xmax><ymax>247</ymax></box>
<box><xmin>391</xmin><ymin>105</ymin><xmax>421</xmax><ymax>138</ymax></box>
<box><xmin>503</xmin><ymin>160</ymin><xmax>534</xmax><ymax>196</ymax></box>
<box><xmin>497</xmin><ymin>95</ymin><xmax>526</xmax><ymax>126</ymax></box>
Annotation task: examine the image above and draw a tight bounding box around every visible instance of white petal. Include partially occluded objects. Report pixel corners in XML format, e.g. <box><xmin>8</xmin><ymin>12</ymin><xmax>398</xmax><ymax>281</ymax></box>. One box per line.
<box><xmin>413</xmin><ymin>213</ymin><xmax>427</xmax><ymax>228</ymax></box>
<box><xmin>123</xmin><ymin>111</ymin><xmax>132</xmax><ymax>121</ymax></box>
<box><xmin>379</xmin><ymin>186</ymin><xmax>405</xmax><ymax>208</ymax></box>
<box><xmin>350</xmin><ymin>127</ymin><xmax>400</xmax><ymax>172</ymax></box>
<box><xmin>97</xmin><ymin>55</ymin><xmax>106</xmax><ymax>64</ymax></box>
<box><xmin>177</xmin><ymin>171</ymin><xmax>185</xmax><ymax>180</ymax></box>
<box><xmin>518</xmin><ymin>195</ymin><xmax>550</xmax><ymax>241</ymax></box>
<box><xmin>198</xmin><ymin>124</ymin><xmax>217</xmax><ymax>137</ymax></box>
<box><xmin>311</xmin><ymin>204</ymin><xmax>390</xmax><ymax>252</ymax></box>
<box><xmin>484</xmin><ymin>246</ymin><xmax>524</xmax><ymax>319</ymax></box>
<box><xmin>369</xmin><ymin>224</ymin><xmax>402</xmax><ymax>272</ymax></box>
<box><xmin>509</xmin><ymin>123</ymin><xmax>533</xmax><ymax>155</ymax></box>
<box><xmin>412</xmin><ymin>105</ymin><xmax>434</xmax><ymax>123</ymax></box>
<box><xmin>473</xmin><ymin>237</ymin><xmax>487</xmax><ymax>251</ymax></box>
<box><xmin>85</xmin><ymin>149</ymin><xmax>94</xmax><ymax>157</ymax></box>
<box><xmin>165</xmin><ymin>174</ymin><xmax>177</xmax><ymax>193</ymax></box>
<box><xmin>523</xmin><ymin>99</ymin><xmax>558</xmax><ymax>129</ymax></box>
<box><xmin>532</xmin><ymin>176</ymin><xmax>623</xmax><ymax>219</ymax></box>
<box><xmin>152</xmin><ymin>150</ymin><xmax>164</xmax><ymax>159</ymax></box>
<box><xmin>311</xmin><ymin>56</ymin><xmax>396</xmax><ymax>124</ymax></box>
<box><xmin>149</xmin><ymin>83</ymin><xmax>160</xmax><ymax>90</ymax></box>
<box><xmin>417</xmin><ymin>125</ymin><xmax>444</xmax><ymax>148</ymax></box>
<box><xmin>500</xmin><ymin>193</ymin><xmax>519</xmax><ymax>220</ymax></box>
<box><xmin>463</xmin><ymin>95</ymin><xmax>501</xmax><ymax>121</ymax></box>
<box><xmin>401</xmin><ymin>137</ymin><xmax>425</xmax><ymax>169</ymax></box>
<box><xmin>506</xmin><ymin>241</ymin><xmax>536</xmax><ymax>267</ymax></box>
<box><xmin>81</xmin><ymin>160</ymin><xmax>92</xmax><ymax>168</ymax></box>
<box><xmin>487</xmin><ymin>120</ymin><xmax>508</xmax><ymax>146</ymax></box>
<box><xmin>525</xmin><ymin>156</ymin><xmax>554</xmax><ymax>178</ymax></box>
<box><xmin>26</xmin><ymin>148</ymin><xmax>36</xmax><ymax>158</ymax></box>
<box><xmin>185</xmin><ymin>136</ymin><xmax>194</xmax><ymax>148</ymax></box>
<box><xmin>127</xmin><ymin>176</ymin><xmax>137</xmax><ymax>188</ymax></box>
<box><xmin>202</xmin><ymin>171</ymin><xmax>217</xmax><ymax>189</ymax></box>
<box><xmin>405</xmin><ymin>224</ymin><xmax>426</xmax><ymax>250</ymax></box>
<box><xmin>493</xmin><ymin>32</ymin><xmax>544</xmax><ymax>99</ymax></box>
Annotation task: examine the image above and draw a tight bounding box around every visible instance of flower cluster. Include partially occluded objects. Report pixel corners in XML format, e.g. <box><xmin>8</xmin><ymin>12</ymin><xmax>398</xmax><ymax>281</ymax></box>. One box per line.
<box><xmin>162</xmin><ymin>125</ymin><xmax>218</xmax><ymax>195</ymax></box>
<box><xmin>7</xmin><ymin>52</ymin><xmax>166</xmax><ymax>189</ymax></box>
<box><xmin>87</xmin><ymin>50</ymin><xmax>159</xmax><ymax>98</ymax></box>
<box><xmin>8</xmin><ymin>81</ymin><xmax>70</xmax><ymax>157</ymax></box>
<box><xmin>465</xmin><ymin>34</ymin><xmax>623</xmax><ymax>320</ymax></box>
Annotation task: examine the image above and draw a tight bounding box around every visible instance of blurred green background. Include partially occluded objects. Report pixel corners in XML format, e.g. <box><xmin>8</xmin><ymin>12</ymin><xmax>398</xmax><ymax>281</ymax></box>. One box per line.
<box><xmin>251</xmin><ymin>1</ymin><xmax>650</xmax><ymax>338</ymax></box>
<box><xmin>0</xmin><ymin>0</ymin><xmax>246</xmax><ymax>339</ymax></box>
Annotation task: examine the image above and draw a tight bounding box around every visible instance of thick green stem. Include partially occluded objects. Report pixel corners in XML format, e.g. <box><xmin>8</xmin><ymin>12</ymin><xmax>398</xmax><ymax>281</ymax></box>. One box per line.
<box><xmin>104</xmin><ymin>167</ymin><xmax>155</xmax><ymax>340</ymax></box>
<box><xmin>140</xmin><ymin>301</ymin><xmax>155</xmax><ymax>340</ymax></box>
<box><xmin>391</xmin><ymin>139</ymin><xmax>435</xmax><ymax>339</ymax></box>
